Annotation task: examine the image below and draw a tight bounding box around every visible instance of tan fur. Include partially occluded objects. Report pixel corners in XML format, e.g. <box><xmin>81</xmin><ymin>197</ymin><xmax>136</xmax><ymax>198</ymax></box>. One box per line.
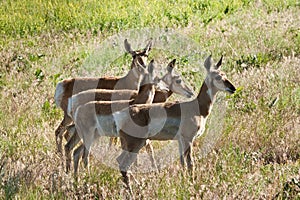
<box><xmin>54</xmin><ymin>39</ymin><xmax>152</xmax><ymax>153</ymax></box>
<box><xmin>114</xmin><ymin>55</ymin><xmax>237</xmax><ymax>191</ymax></box>
<box><xmin>68</xmin><ymin>59</ymin><xmax>194</xmax><ymax>175</ymax></box>
<box><xmin>69</xmin><ymin>64</ymin><xmax>156</xmax><ymax>175</ymax></box>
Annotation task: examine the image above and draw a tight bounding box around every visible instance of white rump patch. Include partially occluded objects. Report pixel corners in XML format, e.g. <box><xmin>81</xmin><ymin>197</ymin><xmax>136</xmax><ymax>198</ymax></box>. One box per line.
<box><xmin>54</xmin><ymin>81</ymin><xmax>64</xmax><ymax>108</ymax></box>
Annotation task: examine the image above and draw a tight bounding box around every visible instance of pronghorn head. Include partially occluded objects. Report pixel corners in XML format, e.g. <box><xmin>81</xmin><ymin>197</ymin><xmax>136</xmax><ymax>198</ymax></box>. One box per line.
<box><xmin>204</xmin><ymin>55</ymin><xmax>236</xmax><ymax>95</ymax></box>
<box><xmin>141</xmin><ymin>59</ymin><xmax>156</xmax><ymax>85</ymax></box>
<box><xmin>160</xmin><ymin>59</ymin><xmax>194</xmax><ymax>98</ymax></box>
<box><xmin>124</xmin><ymin>39</ymin><xmax>152</xmax><ymax>69</ymax></box>
<box><xmin>131</xmin><ymin>57</ymin><xmax>149</xmax><ymax>79</ymax></box>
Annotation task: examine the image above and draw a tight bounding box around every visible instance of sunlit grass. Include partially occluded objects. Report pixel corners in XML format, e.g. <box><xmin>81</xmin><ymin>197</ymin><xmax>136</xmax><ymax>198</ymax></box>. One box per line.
<box><xmin>0</xmin><ymin>0</ymin><xmax>299</xmax><ymax>199</ymax></box>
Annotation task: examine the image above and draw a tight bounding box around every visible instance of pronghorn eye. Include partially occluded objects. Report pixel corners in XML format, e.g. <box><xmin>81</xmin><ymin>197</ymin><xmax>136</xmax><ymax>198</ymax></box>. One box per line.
<box><xmin>215</xmin><ymin>75</ymin><xmax>222</xmax><ymax>81</ymax></box>
<box><xmin>176</xmin><ymin>79</ymin><xmax>182</xmax><ymax>84</ymax></box>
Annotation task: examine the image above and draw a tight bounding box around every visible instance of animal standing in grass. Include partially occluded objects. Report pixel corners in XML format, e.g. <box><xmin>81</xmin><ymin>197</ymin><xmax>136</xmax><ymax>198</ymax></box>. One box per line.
<box><xmin>114</xmin><ymin>55</ymin><xmax>236</xmax><ymax>192</ymax></box>
<box><xmin>54</xmin><ymin>39</ymin><xmax>152</xmax><ymax>153</ymax></box>
<box><xmin>69</xmin><ymin>60</ymin><xmax>194</xmax><ymax>175</ymax></box>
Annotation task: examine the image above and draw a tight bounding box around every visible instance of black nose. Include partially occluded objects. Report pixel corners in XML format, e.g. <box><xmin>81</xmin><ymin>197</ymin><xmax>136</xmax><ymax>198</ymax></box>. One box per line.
<box><xmin>229</xmin><ymin>85</ymin><xmax>236</xmax><ymax>94</ymax></box>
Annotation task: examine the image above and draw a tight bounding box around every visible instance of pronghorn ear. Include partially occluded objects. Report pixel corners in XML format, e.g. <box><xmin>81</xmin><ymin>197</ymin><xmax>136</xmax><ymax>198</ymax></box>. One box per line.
<box><xmin>124</xmin><ymin>39</ymin><xmax>135</xmax><ymax>55</ymax></box>
<box><xmin>204</xmin><ymin>55</ymin><xmax>213</xmax><ymax>71</ymax></box>
<box><xmin>215</xmin><ymin>55</ymin><xmax>223</xmax><ymax>70</ymax></box>
<box><xmin>148</xmin><ymin>59</ymin><xmax>155</xmax><ymax>74</ymax></box>
<box><xmin>167</xmin><ymin>59</ymin><xmax>176</xmax><ymax>73</ymax></box>
<box><xmin>143</xmin><ymin>38</ymin><xmax>153</xmax><ymax>55</ymax></box>
<box><xmin>135</xmin><ymin>58</ymin><xmax>147</xmax><ymax>72</ymax></box>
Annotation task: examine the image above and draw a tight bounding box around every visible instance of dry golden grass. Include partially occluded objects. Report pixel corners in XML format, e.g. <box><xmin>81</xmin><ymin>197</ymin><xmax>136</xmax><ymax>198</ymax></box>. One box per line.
<box><xmin>0</xmin><ymin>1</ymin><xmax>299</xmax><ymax>199</ymax></box>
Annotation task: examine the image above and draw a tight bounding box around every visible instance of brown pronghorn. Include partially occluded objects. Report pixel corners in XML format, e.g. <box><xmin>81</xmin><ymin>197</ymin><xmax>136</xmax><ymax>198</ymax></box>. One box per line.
<box><xmin>113</xmin><ymin>55</ymin><xmax>236</xmax><ymax>191</ymax></box>
<box><xmin>66</xmin><ymin>59</ymin><xmax>192</xmax><ymax>120</ymax></box>
<box><xmin>65</xmin><ymin>59</ymin><xmax>156</xmax><ymax>173</ymax></box>
<box><xmin>69</xmin><ymin>60</ymin><xmax>194</xmax><ymax>175</ymax></box>
<box><xmin>54</xmin><ymin>39</ymin><xmax>152</xmax><ymax>153</ymax></box>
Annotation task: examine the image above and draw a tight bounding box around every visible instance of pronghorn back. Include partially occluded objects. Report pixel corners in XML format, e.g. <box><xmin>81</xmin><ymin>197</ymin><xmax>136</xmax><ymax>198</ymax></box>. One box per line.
<box><xmin>67</xmin><ymin>88</ymin><xmax>137</xmax><ymax>119</ymax></box>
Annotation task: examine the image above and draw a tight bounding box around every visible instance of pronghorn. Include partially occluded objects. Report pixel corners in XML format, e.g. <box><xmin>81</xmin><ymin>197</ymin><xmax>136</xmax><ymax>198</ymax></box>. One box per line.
<box><xmin>66</xmin><ymin>59</ymin><xmax>192</xmax><ymax>120</ymax></box>
<box><xmin>65</xmin><ymin>59</ymin><xmax>156</xmax><ymax>173</ymax></box>
<box><xmin>69</xmin><ymin>60</ymin><xmax>194</xmax><ymax>175</ymax></box>
<box><xmin>114</xmin><ymin>55</ymin><xmax>236</xmax><ymax>191</ymax></box>
<box><xmin>54</xmin><ymin>39</ymin><xmax>152</xmax><ymax>153</ymax></box>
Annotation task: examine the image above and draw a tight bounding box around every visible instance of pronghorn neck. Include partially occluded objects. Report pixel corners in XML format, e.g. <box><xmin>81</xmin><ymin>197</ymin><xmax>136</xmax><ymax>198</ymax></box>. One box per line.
<box><xmin>195</xmin><ymin>79</ymin><xmax>217</xmax><ymax>117</ymax></box>
<box><xmin>118</xmin><ymin>68</ymin><xmax>141</xmax><ymax>90</ymax></box>
<box><xmin>166</xmin><ymin>90</ymin><xmax>173</xmax><ymax>98</ymax></box>
<box><xmin>160</xmin><ymin>89</ymin><xmax>173</xmax><ymax>99</ymax></box>
<box><xmin>133</xmin><ymin>83</ymin><xmax>155</xmax><ymax>104</ymax></box>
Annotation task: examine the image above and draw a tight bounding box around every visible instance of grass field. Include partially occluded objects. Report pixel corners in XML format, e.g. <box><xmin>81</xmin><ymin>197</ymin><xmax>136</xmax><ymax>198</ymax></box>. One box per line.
<box><xmin>0</xmin><ymin>0</ymin><xmax>299</xmax><ymax>199</ymax></box>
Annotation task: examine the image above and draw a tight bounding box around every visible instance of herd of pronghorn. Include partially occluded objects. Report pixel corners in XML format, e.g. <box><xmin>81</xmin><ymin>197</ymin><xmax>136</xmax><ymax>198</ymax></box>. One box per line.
<box><xmin>54</xmin><ymin>39</ymin><xmax>236</xmax><ymax>192</ymax></box>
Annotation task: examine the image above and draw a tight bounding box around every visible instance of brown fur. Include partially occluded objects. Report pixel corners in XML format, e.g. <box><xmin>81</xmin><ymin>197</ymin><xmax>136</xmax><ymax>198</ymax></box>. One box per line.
<box><xmin>115</xmin><ymin>55</ymin><xmax>237</xmax><ymax>191</ymax></box>
<box><xmin>67</xmin><ymin>59</ymin><xmax>194</xmax><ymax>175</ymax></box>
<box><xmin>54</xmin><ymin>39</ymin><xmax>152</xmax><ymax>153</ymax></box>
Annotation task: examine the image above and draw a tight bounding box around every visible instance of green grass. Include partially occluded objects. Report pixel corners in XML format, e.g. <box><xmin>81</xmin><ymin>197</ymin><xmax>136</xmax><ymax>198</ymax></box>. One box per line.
<box><xmin>1</xmin><ymin>0</ymin><xmax>300</xmax><ymax>199</ymax></box>
<box><xmin>0</xmin><ymin>0</ymin><xmax>249</xmax><ymax>38</ymax></box>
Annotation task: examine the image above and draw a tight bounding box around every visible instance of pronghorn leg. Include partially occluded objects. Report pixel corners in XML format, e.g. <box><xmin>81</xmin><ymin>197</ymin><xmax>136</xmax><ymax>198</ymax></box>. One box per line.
<box><xmin>117</xmin><ymin>132</ymin><xmax>146</xmax><ymax>192</ymax></box>
<box><xmin>117</xmin><ymin>150</ymin><xmax>138</xmax><ymax>194</ymax></box>
<box><xmin>73</xmin><ymin>144</ymin><xmax>84</xmax><ymax>177</ymax></box>
<box><xmin>65</xmin><ymin>125</ymin><xmax>81</xmax><ymax>173</ymax></box>
<box><xmin>178</xmin><ymin>136</ymin><xmax>185</xmax><ymax>167</ymax></box>
<box><xmin>82</xmin><ymin>146</ymin><xmax>89</xmax><ymax>171</ymax></box>
<box><xmin>80</xmin><ymin>129</ymin><xmax>97</xmax><ymax>174</ymax></box>
<box><xmin>55</xmin><ymin>114</ymin><xmax>72</xmax><ymax>153</ymax></box>
<box><xmin>63</xmin><ymin>124</ymin><xmax>74</xmax><ymax>141</ymax></box>
<box><xmin>184</xmin><ymin>140</ymin><xmax>194</xmax><ymax>176</ymax></box>
<box><xmin>145</xmin><ymin>140</ymin><xmax>157</xmax><ymax>170</ymax></box>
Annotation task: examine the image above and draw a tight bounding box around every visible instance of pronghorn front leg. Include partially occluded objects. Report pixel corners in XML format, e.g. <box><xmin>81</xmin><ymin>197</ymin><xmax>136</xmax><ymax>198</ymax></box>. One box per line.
<box><xmin>145</xmin><ymin>140</ymin><xmax>157</xmax><ymax>171</ymax></box>
<box><xmin>117</xmin><ymin>150</ymin><xmax>137</xmax><ymax>194</ymax></box>
<box><xmin>184</xmin><ymin>140</ymin><xmax>194</xmax><ymax>177</ymax></box>
<box><xmin>117</xmin><ymin>132</ymin><xmax>147</xmax><ymax>192</ymax></box>
<box><xmin>178</xmin><ymin>134</ymin><xmax>185</xmax><ymax>167</ymax></box>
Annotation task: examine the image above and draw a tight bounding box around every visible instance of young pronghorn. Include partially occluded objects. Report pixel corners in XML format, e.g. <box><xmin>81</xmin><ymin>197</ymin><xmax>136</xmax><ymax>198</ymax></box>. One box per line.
<box><xmin>114</xmin><ymin>55</ymin><xmax>236</xmax><ymax>191</ymax></box>
<box><xmin>69</xmin><ymin>60</ymin><xmax>194</xmax><ymax>175</ymax></box>
<box><xmin>54</xmin><ymin>39</ymin><xmax>152</xmax><ymax>153</ymax></box>
<box><xmin>65</xmin><ymin>59</ymin><xmax>156</xmax><ymax>173</ymax></box>
<box><xmin>66</xmin><ymin>59</ymin><xmax>192</xmax><ymax>120</ymax></box>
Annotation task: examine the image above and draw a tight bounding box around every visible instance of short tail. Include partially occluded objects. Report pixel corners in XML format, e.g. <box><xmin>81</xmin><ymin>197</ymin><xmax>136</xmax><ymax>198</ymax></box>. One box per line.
<box><xmin>54</xmin><ymin>81</ymin><xmax>64</xmax><ymax>108</ymax></box>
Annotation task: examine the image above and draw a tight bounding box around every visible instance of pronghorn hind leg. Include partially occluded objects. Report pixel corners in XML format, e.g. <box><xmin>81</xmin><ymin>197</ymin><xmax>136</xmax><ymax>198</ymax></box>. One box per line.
<box><xmin>65</xmin><ymin>125</ymin><xmax>81</xmax><ymax>173</ymax></box>
<box><xmin>81</xmin><ymin>129</ymin><xmax>98</xmax><ymax>174</ymax></box>
<box><xmin>63</xmin><ymin>124</ymin><xmax>74</xmax><ymax>141</ymax></box>
<box><xmin>82</xmin><ymin>146</ymin><xmax>90</xmax><ymax>172</ymax></box>
<box><xmin>55</xmin><ymin>115</ymin><xmax>73</xmax><ymax>154</ymax></box>
<box><xmin>73</xmin><ymin>144</ymin><xmax>84</xmax><ymax>177</ymax></box>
